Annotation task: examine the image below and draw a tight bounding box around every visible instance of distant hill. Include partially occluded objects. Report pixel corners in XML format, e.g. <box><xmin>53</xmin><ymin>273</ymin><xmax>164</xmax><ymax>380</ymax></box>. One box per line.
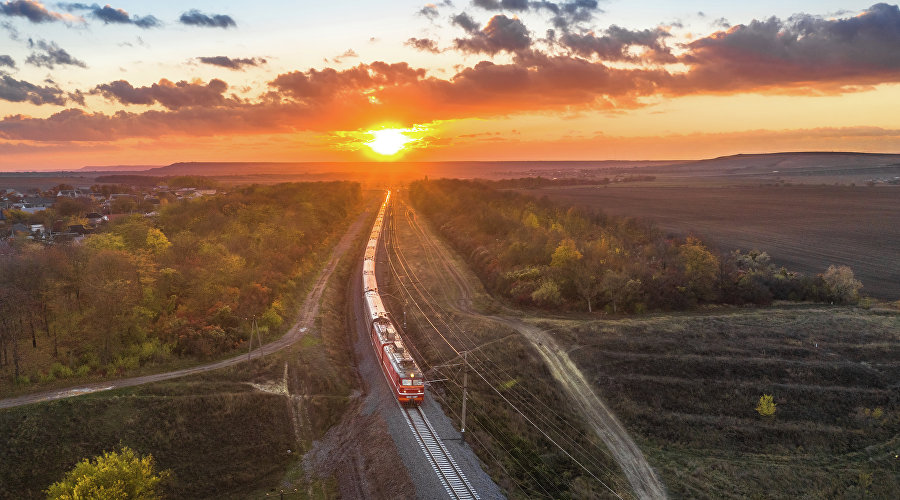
<box><xmin>77</xmin><ymin>153</ymin><xmax>900</xmax><ymax>183</ymax></box>
<box><xmin>80</xmin><ymin>165</ymin><xmax>160</xmax><ymax>172</ymax></box>
<box><xmin>140</xmin><ymin>160</ymin><xmax>687</xmax><ymax>179</ymax></box>
<box><xmin>635</xmin><ymin>152</ymin><xmax>900</xmax><ymax>180</ymax></box>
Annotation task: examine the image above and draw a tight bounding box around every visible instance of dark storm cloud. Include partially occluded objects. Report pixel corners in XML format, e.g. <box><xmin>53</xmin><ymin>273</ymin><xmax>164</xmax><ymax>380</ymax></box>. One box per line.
<box><xmin>0</xmin><ymin>54</ymin><xmax>14</xmax><ymax>67</ymax></box>
<box><xmin>561</xmin><ymin>26</ymin><xmax>674</xmax><ymax>63</ymax></box>
<box><xmin>680</xmin><ymin>2</ymin><xmax>900</xmax><ymax>92</ymax></box>
<box><xmin>179</xmin><ymin>9</ymin><xmax>236</xmax><ymax>29</ymax></box>
<box><xmin>0</xmin><ymin>0</ymin><xmax>71</xmax><ymax>23</ymax></box>
<box><xmin>93</xmin><ymin>78</ymin><xmax>230</xmax><ymax>110</ymax></box>
<box><xmin>197</xmin><ymin>56</ymin><xmax>266</xmax><ymax>70</ymax></box>
<box><xmin>406</xmin><ymin>37</ymin><xmax>441</xmax><ymax>53</ymax></box>
<box><xmin>25</xmin><ymin>39</ymin><xmax>86</xmax><ymax>69</ymax></box>
<box><xmin>455</xmin><ymin>14</ymin><xmax>531</xmax><ymax>54</ymax></box>
<box><xmin>58</xmin><ymin>3</ymin><xmax>161</xmax><ymax>28</ymax></box>
<box><xmin>0</xmin><ymin>74</ymin><xmax>67</xmax><ymax>105</ymax></box>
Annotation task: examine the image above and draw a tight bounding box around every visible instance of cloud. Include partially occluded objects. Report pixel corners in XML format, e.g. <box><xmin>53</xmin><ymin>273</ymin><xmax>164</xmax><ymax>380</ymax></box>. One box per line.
<box><xmin>0</xmin><ymin>74</ymin><xmax>67</xmax><ymax>105</ymax></box>
<box><xmin>269</xmin><ymin>62</ymin><xmax>425</xmax><ymax>102</ymax></box>
<box><xmin>331</xmin><ymin>49</ymin><xmax>358</xmax><ymax>64</ymax></box>
<box><xmin>25</xmin><ymin>39</ymin><xmax>86</xmax><ymax>69</ymax></box>
<box><xmin>6</xmin><ymin>6</ymin><xmax>900</xmax><ymax>144</ymax></box>
<box><xmin>560</xmin><ymin>26</ymin><xmax>675</xmax><ymax>63</ymax></box>
<box><xmin>197</xmin><ymin>56</ymin><xmax>266</xmax><ymax>70</ymax></box>
<box><xmin>678</xmin><ymin>3</ymin><xmax>900</xmax><ymax>93</ymax></box>
<box><xmin>0</xmin><ymin>0</ymin><xmax>76</xmax><ymax>23</ymax></box>
<box><xmin>450</xmin><ymin>12</ymin><xmax>479</xmax><ymax>34</ymax></box>
<box><xmin>58</xmin><ymin>3</ymin><xmax>161</xmax><ymax>28</ymax></box>
<box><xmin>418</xmin><ymin>4</ymin><xmax>439</xmax><ymax>19</ymax></box>
<box><xmin>470</xmin><ymin>1</ymin><xmax>602</xmax><ymax>30</ymax></box>
<box><xmin>711</xmin><ymin>17</ymin><xmax>730</xmax><ymax>29</ymax></box>
<box><xmin>455</xmin><ymin>14</ymin><xmax>531</xmax><ymax>54</ymax></box>
<box><xmin>93</xmin><ymin>78</ymin><xmax>230</xmax><ymax>110</ymax></box>
<box><xmin>472</xmin><ymin>0</ymin><xmax>529</xmax><ymax>11</ymax></box>
<box><xmin>179</xmin><ymin>9</ymin><xmax>236</xmax><ymax>29</ymax></box>
<box><xmin>406</xmin><ymin>37</ymin><xmax>441</xmax><ymax>53</ymax></box>
<box><xmin>0</xmin><ymin>54</ymin><xmax>14</xmax><ymax>67</ymax></box>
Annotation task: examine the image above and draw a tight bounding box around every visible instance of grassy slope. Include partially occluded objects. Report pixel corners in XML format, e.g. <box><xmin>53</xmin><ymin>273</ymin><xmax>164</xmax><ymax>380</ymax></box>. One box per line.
<box><xmin>0</xmin><ymin>195</ymin><xmax>376</xmax><ymax>499</ymax></box>
<box><xmin>542</xmin><ymin>306</ymin><xmax>900</xmax><ymax>499</ymax></box>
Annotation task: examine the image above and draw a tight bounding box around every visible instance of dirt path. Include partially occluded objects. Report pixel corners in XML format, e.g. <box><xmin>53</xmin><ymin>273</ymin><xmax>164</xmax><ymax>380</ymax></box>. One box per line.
<box><xmin>0</xmin><ymin>209</ymin><xmax>372</xmax><ymax>410</ymax></box>
<box><xmin>401</xmin><ymin>199</ymin><xmax>668</xmax><ymax>500</ymax></box>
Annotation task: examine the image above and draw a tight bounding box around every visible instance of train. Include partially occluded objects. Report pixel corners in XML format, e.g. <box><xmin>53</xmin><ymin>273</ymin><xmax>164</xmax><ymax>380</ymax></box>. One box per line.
<box><xmin>363</xmin><ymin>190</ymin><xmax>425</xmax><ymax>405</ymax></box>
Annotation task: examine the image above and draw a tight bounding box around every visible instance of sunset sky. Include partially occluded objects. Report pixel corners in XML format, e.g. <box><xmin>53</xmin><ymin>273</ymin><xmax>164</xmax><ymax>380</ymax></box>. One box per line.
<box><xmin>1</xmin><ymin>1</ymin><xmax>900</xmax><ymax>170</ymax></box>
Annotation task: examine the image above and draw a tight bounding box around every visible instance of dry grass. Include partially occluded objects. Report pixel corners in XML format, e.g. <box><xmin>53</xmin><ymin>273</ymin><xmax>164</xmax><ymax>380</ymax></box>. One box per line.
<box><xmin>548</xmin><ymin>306</ymin><xmax>900</xmax><ymax>499</ymax></box>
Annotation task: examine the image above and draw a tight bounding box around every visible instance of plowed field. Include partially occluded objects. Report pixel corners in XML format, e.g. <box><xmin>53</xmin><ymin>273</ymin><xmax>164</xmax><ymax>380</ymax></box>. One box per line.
<box><xmin>524</xmin><ymin>185</ymin><xmax>900</xmax><ymax>299</ymax></box>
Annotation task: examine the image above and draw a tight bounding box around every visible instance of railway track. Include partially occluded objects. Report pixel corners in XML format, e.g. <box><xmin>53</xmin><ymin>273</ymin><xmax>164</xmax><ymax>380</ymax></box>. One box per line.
<box><xmin>401</xmin><ymin>405</ymin><xmax>480</xmax><ymax>500</ymax></box>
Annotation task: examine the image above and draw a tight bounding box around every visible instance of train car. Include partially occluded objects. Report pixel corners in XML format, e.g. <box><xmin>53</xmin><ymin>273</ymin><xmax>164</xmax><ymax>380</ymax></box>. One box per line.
<box><xmin>363</xmin><ymin>191</ymin><xmax>425</xmax><ymax>405</ymax></box>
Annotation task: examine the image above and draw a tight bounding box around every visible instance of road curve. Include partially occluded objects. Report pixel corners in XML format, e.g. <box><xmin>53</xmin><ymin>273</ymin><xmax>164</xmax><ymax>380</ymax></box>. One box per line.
<box><xmin>0</xmin><ymin>208</ymin><xmax>372</xmax><ymax>410</ymax></box>
<box><xmin>401</xmin><ymin>199</ymin><xmax>668</xmax><ymax>500</ymax></box>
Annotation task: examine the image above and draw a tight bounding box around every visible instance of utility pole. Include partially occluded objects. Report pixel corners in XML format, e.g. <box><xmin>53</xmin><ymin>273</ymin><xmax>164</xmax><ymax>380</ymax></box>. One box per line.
<box><xmin>461</xmin><ymin>350</ymin><xmax>468</xmax><ymax>441</ymax></box>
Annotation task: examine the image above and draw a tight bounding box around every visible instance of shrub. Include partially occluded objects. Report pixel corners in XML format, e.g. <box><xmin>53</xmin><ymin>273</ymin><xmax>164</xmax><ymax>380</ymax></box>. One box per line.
<box><xmin>46</xmin><ymin>446</ymin><xmax>169</xmax><ymax>499</ymax></box>
<box><xmin>756</xmin><ymin>394</ymin><xmax>776</xmax><ymax>417</ymax></box>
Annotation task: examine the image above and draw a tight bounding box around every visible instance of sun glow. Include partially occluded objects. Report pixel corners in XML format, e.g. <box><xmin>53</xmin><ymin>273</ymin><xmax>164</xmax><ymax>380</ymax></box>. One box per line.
<box><xmin>366</xmin><ymin>128</ymin><xmax>417</xmax><ymax>156</ymax></box>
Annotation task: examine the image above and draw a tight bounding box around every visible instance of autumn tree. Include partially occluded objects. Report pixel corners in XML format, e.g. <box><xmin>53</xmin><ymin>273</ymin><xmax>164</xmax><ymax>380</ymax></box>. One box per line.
<box><xmin>679</xmin><ymin>236</ymin><xmax>720</xmax><ymax>303</ymax></box>
<box><xmin>46</xmin><ymin>446</ymin><xmax>169</xmax><ymax>499</ymax></box>
<box><xmin>822</xmin><ymin>264</ymin><xmax>863</xmax><ymax>304</ymax></box>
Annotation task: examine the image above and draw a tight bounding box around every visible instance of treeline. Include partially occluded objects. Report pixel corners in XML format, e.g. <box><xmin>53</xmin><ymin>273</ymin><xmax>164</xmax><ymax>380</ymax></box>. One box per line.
<box><xmin>93</xmin><ymin>175</ymin><xmax>220</xmax><ymax>189</ymax></box>
<box><xmin>0</xmin><ymin>182</ymin><xmax>361</xmax><ymax>386</ymax></box>
<box><xmin>485</xmin><ymin>175</ymin><xmax>656</xmax><ymax>189</ymax></box>
<box><xmin>409</xmin><ymin>179</ymin><xmax>862</xmax><ymax>313</ymax></box>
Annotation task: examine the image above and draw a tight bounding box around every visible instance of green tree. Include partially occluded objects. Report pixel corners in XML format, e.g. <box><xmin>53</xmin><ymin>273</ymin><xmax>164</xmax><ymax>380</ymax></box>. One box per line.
<box><xmin>46</xmin><ymin>446</ymin><xmax>169</xmax><ymax>499</ymax></box>
<box><xmin>756</xmin><ymin>394</ymin><xmax>776</xmax><ymax>417</ymax></box>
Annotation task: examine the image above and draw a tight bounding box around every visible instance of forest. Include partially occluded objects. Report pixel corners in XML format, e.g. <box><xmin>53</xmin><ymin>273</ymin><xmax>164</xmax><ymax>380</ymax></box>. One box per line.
<box><xmin>0</xmin><ymin>182</ymin><xmax>361</xmax><ymax>390</ymax></box>
<box><xmin>409</xmin><ymin>179</ymin><xmax>862</xmax><ymax>313</ymax></box>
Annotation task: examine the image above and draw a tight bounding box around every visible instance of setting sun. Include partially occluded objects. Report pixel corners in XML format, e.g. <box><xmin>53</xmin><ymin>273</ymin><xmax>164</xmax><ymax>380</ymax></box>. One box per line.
<box><xmin>366</xmin><ymin>129</ymin><xmax>417</xmax><ymax>156</ymax></box>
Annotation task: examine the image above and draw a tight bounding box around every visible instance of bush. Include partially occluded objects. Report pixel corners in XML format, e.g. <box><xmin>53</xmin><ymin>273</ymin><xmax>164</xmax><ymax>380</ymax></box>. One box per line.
<box><xmin>756</xmin><ymin>394</ymin><xmax>776</xmax><ymax>417</ymax></box>
<box><xmin>50</xmin><ymin>362</ymin><xmax>74</xmax><ymax>379</ymax></box>
<box><xmin>46</xmin><ymin>446</ymin><xmax>169</xmax><ymax>499</ymax></box>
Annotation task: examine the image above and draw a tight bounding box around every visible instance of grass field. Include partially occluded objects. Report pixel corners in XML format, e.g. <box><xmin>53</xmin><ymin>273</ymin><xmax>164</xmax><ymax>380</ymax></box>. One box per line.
<box><xmin>541</xmin><ymin>306</ymin><xmax>900</xmax><ymax>498</ymax></box>
<box><xmin>523</xmin><ymin>185</ymin><xmax>900</xmax><ymax>299</ymax></box>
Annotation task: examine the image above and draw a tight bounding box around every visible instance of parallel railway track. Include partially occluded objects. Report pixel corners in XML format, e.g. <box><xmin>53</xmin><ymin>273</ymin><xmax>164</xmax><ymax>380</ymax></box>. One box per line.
<box><xmin>401</xmin><ymin>405</ymin><xmax>480</xmax><ymax>500</ymax></box>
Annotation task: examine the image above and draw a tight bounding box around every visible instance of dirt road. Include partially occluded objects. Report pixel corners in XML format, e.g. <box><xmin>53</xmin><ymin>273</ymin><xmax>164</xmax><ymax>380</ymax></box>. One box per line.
<box><xmin>0</xmin><ymin>209</ymin><xmax>372</xmax><ymax>411</ymax></box>
<box><xmin>401</xmin><ymin>199</ymin><xmax>668</xmax><ymax>500</ymax></box>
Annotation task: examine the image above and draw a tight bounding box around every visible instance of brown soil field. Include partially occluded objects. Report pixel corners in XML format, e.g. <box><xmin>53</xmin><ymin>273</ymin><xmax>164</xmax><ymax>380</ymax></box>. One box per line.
<box><xmin>523</xmin><ymin>185</ymin><xmax>900</xmax><ymax>299</ymax></box>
